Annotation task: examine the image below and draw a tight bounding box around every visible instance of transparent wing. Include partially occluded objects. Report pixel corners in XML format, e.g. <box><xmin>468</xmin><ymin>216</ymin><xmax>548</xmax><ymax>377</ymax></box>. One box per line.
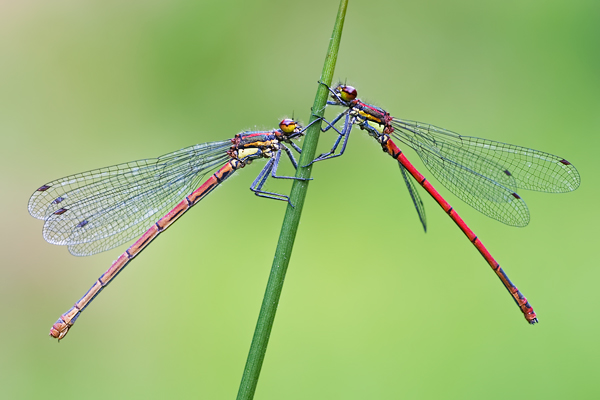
<box><xmin>29</xmin><ymin>140</ymin><xmax>232</xmax><ymax>256</ymax></box>
<box><xmin>398</xmin><ymin>163</ymin><xmax>427</xmax><ymax>232</ymax></box>
<box><xmin>391</xmin><ymin>119</ymin><xmax>579</xmax><ymax>226</ymax></box>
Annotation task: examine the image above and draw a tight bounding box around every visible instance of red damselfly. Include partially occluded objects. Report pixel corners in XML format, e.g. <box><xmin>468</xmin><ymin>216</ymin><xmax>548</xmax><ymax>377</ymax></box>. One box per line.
<box><xmin>311</xmin><ymin>83</ymin><xmax>580</xmax><ymax>324</ymax></box>
<box><xmin>29</xmin><ymin>119</ymin><xmax>312</xmax><ymax>340</ymax></box>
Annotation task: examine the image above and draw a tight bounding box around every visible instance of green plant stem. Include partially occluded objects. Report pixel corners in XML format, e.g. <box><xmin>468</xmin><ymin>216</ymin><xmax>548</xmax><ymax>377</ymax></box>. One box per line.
<box><xmin>236</xmin><ymin>1</ymin><xmax>348</xmax><ymax>399</ymax></box>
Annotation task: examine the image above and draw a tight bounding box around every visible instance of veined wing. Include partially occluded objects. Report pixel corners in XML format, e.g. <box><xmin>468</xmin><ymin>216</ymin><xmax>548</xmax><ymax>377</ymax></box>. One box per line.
<box><xmin>393</xmin><ymin>119</ymin><xmax>580</xmax><ymax>193</ymax></box>
<box><xmin>391</xmin><ymin>119</ymin><xmax>554</xmax><ymax>226</ymax></box>
<box><xmin>398</xmin><ymin>163</ymin><xmax>427</xmax><ymax>232</ymax></box>
<box><xmin>29</xmin><ymin>140</ymin><xmax>231</xmax><ymax>256</ymax></box>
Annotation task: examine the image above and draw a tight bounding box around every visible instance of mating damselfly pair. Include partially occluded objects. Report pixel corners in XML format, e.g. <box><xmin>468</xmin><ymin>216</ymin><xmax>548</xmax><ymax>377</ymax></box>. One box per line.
<box><xmin>29</xmin><ymin>83</ymin><xmax>579</xmax><ymax>340</ymax></box>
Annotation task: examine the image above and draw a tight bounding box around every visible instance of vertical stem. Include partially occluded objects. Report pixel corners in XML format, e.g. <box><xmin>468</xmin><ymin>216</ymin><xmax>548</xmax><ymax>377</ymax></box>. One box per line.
<box><xmin>236</xmin><ymin>1</ymin><xmax>348</xmax><ymax>399</ymax></box>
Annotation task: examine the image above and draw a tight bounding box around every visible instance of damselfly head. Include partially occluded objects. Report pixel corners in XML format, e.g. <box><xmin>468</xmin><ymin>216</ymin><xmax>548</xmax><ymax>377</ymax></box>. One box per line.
<box><xmin>279</xmin><ymin>118</ymin><xmax>301</xmax><ymax>134</ymax></box>
<box><xmin>335</xmin><ymin>84</ymin><xmax>358</xmax><ymax>102</ymax></box>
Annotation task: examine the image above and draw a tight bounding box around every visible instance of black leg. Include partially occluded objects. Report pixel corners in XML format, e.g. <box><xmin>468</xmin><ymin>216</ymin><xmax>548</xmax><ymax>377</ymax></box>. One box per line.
<box><xmin>307</xmin><ymin>112</ymin><xmax>354</xmax><ymax>165</ymax></box>
<box><xmin>250</xmin><ymin>159</ymin><xmax>291</xmax><ymax>203</ymax></box>
<box><xmin>288</xmin><ymin>141</ymin><xmax>302</xmax><ymax>154</ymax></box>
<box><xmin>357</xmin><ymin>119</ymin><xmax>385</xmax><ymax>140</ymax></box>
<box><xmin>309</xmin><ymin>108</ymin><xmax>347</xmax><ymax>135</ymax></box>
<box><xmin>269</xmin><ymin>148</ymin><xmax>310</xmax><ymax>181</ymax></box>
<box><xmin>320</xmin><ymin>110</ymin><xmax>348</xmax><ymax>133</ymax></box>
<box><xmin>317</xmin><ymin>80</ymin><xmax>344</xmax><ymax>104</ymax></box>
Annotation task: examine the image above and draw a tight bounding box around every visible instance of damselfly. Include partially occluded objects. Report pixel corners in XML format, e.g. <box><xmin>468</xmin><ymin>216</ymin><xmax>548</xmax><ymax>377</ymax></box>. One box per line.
<box><xmin>29</xmin><ymin>119</ymin><xmax>311</xmax><ymax>340</ymax></box>
<box><xmin>311</xmin><ymin>83</ymin><xmax>580</xmax><ymax>324</ymax></box>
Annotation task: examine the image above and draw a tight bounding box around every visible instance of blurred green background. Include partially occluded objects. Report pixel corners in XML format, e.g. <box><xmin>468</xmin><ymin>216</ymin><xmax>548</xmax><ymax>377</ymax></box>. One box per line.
<box><xmin>2</xmin><ymin>0</ymin><xmax>599</xmax><ymax>399</ymax></box>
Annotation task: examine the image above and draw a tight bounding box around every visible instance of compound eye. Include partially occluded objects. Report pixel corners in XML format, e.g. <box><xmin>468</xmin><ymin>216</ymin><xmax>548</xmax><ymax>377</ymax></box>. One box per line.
<box><xmin>279</xmin><ymin>118</ymin><xmax>298</xmax><ymax>133</ymax></box>
<box><xmin>339</xmin><ymin>85</ymin><xmax>357</xmax><ymax>101</ymax></box>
